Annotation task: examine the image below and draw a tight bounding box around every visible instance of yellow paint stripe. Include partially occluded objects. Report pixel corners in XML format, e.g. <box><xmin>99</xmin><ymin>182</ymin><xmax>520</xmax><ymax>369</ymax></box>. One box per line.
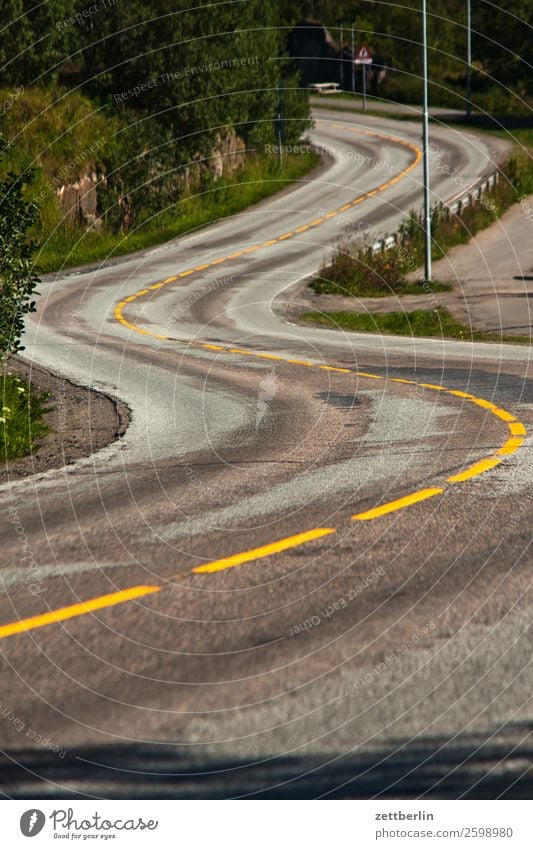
<box><xmin>497</xmin><ymin>437</ymin><xmax>524</xmax><ymax>456</ymax></box>
<box><xmin>179</xmin><ymin>270</ymin><xmax>194</xmax><ymax>278</ymax></box>
<box><xmin>192</xmin><ymin>528</ymin><xmax>335</xmax><ymax>575</ymax></box>
<box><xmin>353</xmin><ymin>488</ymin><xmax>444</xmax><ymax>521</ymax></box>
<box><xmin>420</xmin><ymin>382</ymin><xmax>447</xmax><ymax>391</ymax></box>
<box><xmin>0</xmin><ymin>586</ymin><xmax>161</xmax><ymax>641</ymax></box>
<box><xmin>448</xmin><ymin>390</ymin><xmax>475</xmax><ymax>399</ymax></box>
<box><xmin>294</xmin><ymin>225</ymin><xmax>310</xmax><ymax>233</ymax></box>
<box><xmin>277</xmin><ymin>233</ymin><xmax>293</xmax><ymax>241</ymax></box>
<box><xmin>210</xmin><ymin>257</ymin><xmax>226</xmax><ymax>265</ymax></box>
<box><xmin>164</xmin><ymin>276</ymin><xmax>178</xmax><ymax>283</ymax></box>
<box><xmin>194</xmin><ymin>264</ymin><xmax>210</xmax><ymax>272</ymax></box>
<box><xmin>357</xmin><ymin>371</ymin><xmax>383</xmax><ymax>380</ymax></box>
<box><xmin>447</xmin><ymin>457</ymin><xmax>501</xmax><ymax>483</ymax></box>
<box><xmin>319</xmin><ymin>365</ymin><xmax>351</xmax><ymax>373</ymax></box>
<box><xmin>471</xmin><ymin>398</ymin><xmax>498</xmax><ymax>411</ymax></box>
<box><xmin>492</xmin><ymin>408</ymin><xmax>516</xmax><ymax>423</ymax></box>
<box><xmin>227</xmin><ymin>251</ymin><xmax>243</xmax><ymax>259</ymax></box>
<box><xmin>256</xmin><ymin>352</ymin><xmax>284</xmax><ymax>361</ymax></box>
<box><xmin>510</xmin><ymin>422</ymin><xmax>526</xmax><ymax>436</ymax></box>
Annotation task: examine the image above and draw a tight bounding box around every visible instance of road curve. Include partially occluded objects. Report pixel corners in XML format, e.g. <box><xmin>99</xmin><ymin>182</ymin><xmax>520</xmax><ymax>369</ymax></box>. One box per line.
<box><xmin>1</xmin><ymin>109</ymin><xmax>533</xmax><ymax>799</ymax></box>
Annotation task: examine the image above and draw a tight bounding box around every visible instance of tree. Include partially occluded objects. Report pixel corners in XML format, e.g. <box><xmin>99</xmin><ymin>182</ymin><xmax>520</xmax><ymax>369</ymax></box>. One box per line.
<box><xmin>0</xmin><ymin>135</ymin><xmax>40</xmax><ymax>356</ymax></box>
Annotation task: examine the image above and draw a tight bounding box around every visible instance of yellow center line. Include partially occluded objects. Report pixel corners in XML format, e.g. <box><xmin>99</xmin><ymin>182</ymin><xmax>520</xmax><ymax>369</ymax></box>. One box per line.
<box><xmin>191</xmin><ymin>527</ymin><xmax>336</xmax><ymax>575</ymax></box>
<box><xmin>353</xmin><ymin>488</ymin><xmax>445</xmax><ymax>521</ymax></box>
<box><xmin>0</xmin><ymin>586</ymin><xmax>161</xmax><ymax>640</ymax></box>
<box><xmin>447</xmin><ymin>457</ymin><xmax>502</xmax><ymax>483</ymax></box>
<box><xmin>0</xmin><ymin>123</ymin><xmax>520</xmax><ymax>644</ymax></box>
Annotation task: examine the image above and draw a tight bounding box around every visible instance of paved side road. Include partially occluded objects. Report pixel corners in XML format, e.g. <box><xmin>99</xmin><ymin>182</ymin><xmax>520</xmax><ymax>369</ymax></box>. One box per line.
<box><xmin>431</xmin><ymin>193</ymin><xmax>533</xmax><ymax>335</ymax></box>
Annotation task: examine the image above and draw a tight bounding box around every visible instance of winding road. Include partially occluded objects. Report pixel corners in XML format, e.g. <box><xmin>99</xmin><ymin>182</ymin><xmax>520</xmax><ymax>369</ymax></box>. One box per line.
<box><xmin>1</xmin><ymin>109</ymin><xmax>533</xmax><ymax>799</ymax></box>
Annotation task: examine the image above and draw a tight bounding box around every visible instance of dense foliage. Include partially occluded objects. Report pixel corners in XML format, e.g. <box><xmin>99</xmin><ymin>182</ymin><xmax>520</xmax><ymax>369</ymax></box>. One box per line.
<box><xmin>0</xmin><ymin>135</ymin><xmax>40</xmax><ymax>356</ymax></box>
<box><xmin>288</xmin><ymin>1</ymin><xmax>532</xmax><ymax>113</ymax></box>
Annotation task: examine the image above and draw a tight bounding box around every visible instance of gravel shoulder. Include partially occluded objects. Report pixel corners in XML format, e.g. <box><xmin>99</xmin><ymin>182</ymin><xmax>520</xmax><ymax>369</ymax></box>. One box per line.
<box><xmin>1</xmin><ymin>357</ymin><xmax>129</xmax><ymax>482</ymax></box>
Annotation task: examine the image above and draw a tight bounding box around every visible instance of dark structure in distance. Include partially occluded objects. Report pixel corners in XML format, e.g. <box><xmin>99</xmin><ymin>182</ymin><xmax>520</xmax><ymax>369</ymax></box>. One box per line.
<box><xmin>288</xmin><ymin>19</ymin><xmax>391</xmax><ymax>94</ymax></box>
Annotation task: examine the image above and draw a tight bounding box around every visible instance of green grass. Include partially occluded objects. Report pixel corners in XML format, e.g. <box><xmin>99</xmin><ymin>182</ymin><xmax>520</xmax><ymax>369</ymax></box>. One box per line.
<box><xmin>36</xmin><ymin>151</ymin><xmax>320</xmax><ymax>273</ymax></box>
<box><xmin>302</xmin><ymin>308</ymin><xmax>531</xmax><ymax>344</ymax></box>
<box><xmin>1</xmin><ymin>372</ymin><xmax>51</xmax><ymax>460</ymax></box>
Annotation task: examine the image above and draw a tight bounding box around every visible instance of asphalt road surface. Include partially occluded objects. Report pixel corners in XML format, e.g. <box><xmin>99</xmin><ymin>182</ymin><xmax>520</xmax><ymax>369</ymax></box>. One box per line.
<box><xmin>1</xmin><ymin>109</ymin><xmax>533</xmax><ymax>799</ymax></box>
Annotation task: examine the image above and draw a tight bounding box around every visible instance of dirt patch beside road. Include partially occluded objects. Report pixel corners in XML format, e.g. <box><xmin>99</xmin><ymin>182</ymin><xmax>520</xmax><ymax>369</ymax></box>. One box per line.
<box><xmin>1</xmin><ymin>357</ymin><xmax>129</xmax><ymax>482</ymax></box>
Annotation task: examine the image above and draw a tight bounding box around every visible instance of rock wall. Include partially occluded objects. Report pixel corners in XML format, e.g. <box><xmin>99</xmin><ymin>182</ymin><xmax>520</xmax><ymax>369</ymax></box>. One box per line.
<box><xmin>55</xmin><ymin>130</ymin><xmax>246</xmax><ymax>229</ymax></box>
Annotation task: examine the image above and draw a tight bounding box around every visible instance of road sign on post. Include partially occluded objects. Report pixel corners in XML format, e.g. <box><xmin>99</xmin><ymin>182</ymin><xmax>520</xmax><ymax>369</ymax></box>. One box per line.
<box><xmin>354</xmin><ymin>44</ymin><xmax>373</xmax><ymax>111</ymax></box>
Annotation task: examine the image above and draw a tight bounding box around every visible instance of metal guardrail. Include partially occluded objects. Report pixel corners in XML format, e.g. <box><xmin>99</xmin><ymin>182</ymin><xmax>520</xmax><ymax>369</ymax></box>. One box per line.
<box><xmin>366</xmin><ymin>170</ymin><xmax>499</xmax><ymax>256</ymax></box>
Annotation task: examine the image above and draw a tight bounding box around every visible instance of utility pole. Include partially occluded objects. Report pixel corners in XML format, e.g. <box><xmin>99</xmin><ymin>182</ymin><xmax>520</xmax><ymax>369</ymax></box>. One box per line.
<box><xmin>362</xmin><ymin>62</ymin><xmax>367</xmax><ymax>111</ymax></box>
<box><xmin>351</xmin><ymin>25</ymin><xmax>355</xmax><ymax>94</ymax></box>
<box><xmin>466</xmin><ymin>0</ymin><xmax>472</xmax><ymax>117</ymax></box>
<box><xmin>340</xmin><ymin>23</ymin><xmax>344</xmax><ymax>90</ymax></box>
<box><xmin>422</xmin><ymin>0</ymin><xmax>432</xmax><ymax>282</ymax></box>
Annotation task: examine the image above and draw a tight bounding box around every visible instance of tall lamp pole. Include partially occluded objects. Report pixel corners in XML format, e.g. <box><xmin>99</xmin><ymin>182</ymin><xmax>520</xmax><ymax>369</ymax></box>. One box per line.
<box><xmin>466</xmin><ymin>0</ymin><xmax>472</xmax><ymax>117</ymax></box>
<box><xmin>422</xmin><ymin>0</ymin><xmax>432</xmax><ymax>282</ymax></box>
<box><xmin>351</xmin><ymin>24</ymin><xmax>355</xmax><ymax>94</ymax></box>
<box><xmin>340</xmin><ymin>23</ymin><xmax>344</xmax><ymax>90</ymax></box>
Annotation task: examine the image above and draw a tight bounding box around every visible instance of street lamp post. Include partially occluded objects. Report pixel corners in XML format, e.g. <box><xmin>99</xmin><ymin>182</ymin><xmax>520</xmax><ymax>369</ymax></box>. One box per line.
<box><xmin>340</xmin><ymin>23</ymin><xmax>344</xmax><ymax>90</ymax></box>
<box><xmin>422</xmin><ymin>0</ymin><xmax>432</xmax><ymax>282</ymax></box>
<box><xmin>351</xmin><ymin>25</ymin><xmax>355</xmax><ymax>94</ymax></box>
<box><xmin>466</xmin><ymin>0</ymin><xmax>472</xmax><ymax>117</ymax></box>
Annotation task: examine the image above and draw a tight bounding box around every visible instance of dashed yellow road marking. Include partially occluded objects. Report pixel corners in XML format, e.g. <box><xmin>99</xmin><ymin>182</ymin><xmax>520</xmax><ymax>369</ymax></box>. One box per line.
<box><xmin>497</xmin><ymin>437</ymin><xmax>524</xmax><ymax>456</ymax></box>
<box><xmin>353</xmin><ymin>488</ymin><xmax>444</xmax><ymax>521</ymax></box>
<box><xmin>0</xmin><ymin>123</ymin><xmax>521</xmax><ymax>643</ymax></box>
<box><xmin>0</xmin><ymin>586</ymin><xmax>161</xmax><ymax>640</ymax></box>
<box><xmin>192</xmin><ymin>528</ymin><xmax>335</xmax><ymax>575</ymax></box>
<box><xmin>447</xmin><ymin>457</ymin><xmax>502</xmax><ymax>483</ymax></box>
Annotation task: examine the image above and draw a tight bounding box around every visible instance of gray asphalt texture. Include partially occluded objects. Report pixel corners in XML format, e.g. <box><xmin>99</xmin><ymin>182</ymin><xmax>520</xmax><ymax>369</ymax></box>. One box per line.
<box><xmin>1</xmin><ymin>110</ymin><xmax>532</xmax><ymax>800</ymax></box>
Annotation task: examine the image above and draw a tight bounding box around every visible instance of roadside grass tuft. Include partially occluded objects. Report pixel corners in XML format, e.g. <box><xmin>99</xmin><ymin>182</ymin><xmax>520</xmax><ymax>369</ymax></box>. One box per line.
<box><xmin>301</xmin><ymin>308</ymin><xmax>531</xmax><ymax>344</ymax></box>
<box><xmin>0</xmin><ymin>372</ymin><xmax>51</xmax><ymax>460</ymax></box>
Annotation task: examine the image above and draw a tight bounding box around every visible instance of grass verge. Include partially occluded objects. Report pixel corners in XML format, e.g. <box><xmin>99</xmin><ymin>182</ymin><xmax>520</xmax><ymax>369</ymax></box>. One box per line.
<box><xmin>302</xmin><ymin>308</ymin><xmax>530</xmax><ymax>344</ymax></box>
<box><xmin>1</xmin><ymin>372</ymin><xmax>50</xmax><ymax>460</ymax></box>
<box><xmin>36</xmin><ymin>152</ymin><xmax>320</xmax><ymax>273</ymax></box>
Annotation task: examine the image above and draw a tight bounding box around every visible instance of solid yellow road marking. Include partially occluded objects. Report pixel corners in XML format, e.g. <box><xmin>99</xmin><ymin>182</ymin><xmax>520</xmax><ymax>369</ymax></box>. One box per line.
<box><xmin>192</xmin><ymin>528</ymin><xmax>336</xmax><ymax>575</ymax></box>
<box><xmin>353</xmin><ymin>488</ymin><xmax>444</xmax><ymax>521</ymax></box>
<box><xmin>510</xmin><ymin>422</ymin><xmax>526</xmax><ymax>436</ymax></box>
<box><xmin>0</xmin><ymin>586</ymin><xmax>161</xmax><ymax>640</ymax></box>
<box><xmin>447</xmin><ymin>457</ymin><xmax>501</xmax><ymax>483</ymax></box>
